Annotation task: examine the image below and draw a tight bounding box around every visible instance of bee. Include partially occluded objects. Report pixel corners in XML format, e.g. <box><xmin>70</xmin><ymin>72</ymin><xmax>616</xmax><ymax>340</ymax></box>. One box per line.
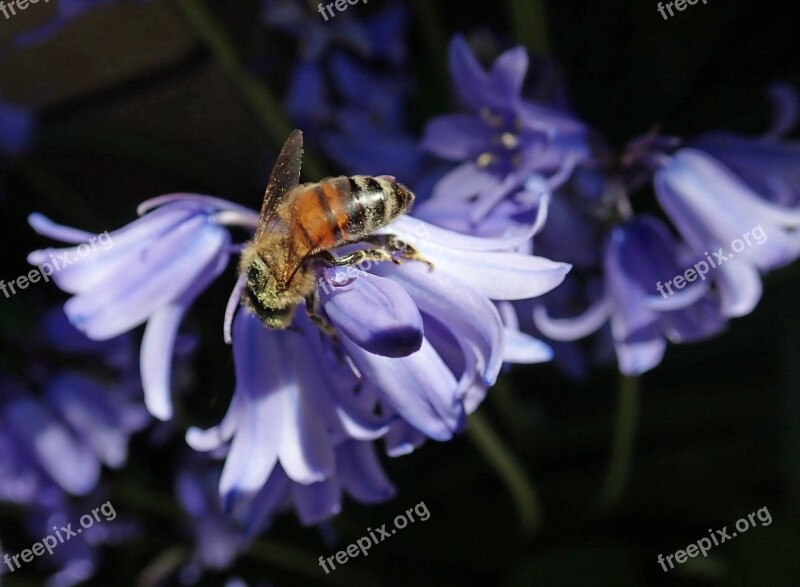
<box><xmin>240</xmin><ymin>129</ymin><xmax>429</xmax><ymax>330</ymax></box>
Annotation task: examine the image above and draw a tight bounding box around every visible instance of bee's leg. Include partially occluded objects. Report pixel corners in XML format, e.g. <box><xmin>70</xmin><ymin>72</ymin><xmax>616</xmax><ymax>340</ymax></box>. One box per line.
<box><xmin>317</xmin><ymin>248</ymin><xmax>396</xmax><ymax>267</ymax></box>
<box><xmin>304</xmin><ymin>291</ymin><xmax>350</xmax><ymax>363</ymax></box>
<box><xmin>304</xmin><ymin>292</ymin><xmax>338</xmax><ymax>339</ymax></box>
<box><xmin>364</xmin><ymin>234</ymin><xmax>435</xmax><ymax>271</ymax></box>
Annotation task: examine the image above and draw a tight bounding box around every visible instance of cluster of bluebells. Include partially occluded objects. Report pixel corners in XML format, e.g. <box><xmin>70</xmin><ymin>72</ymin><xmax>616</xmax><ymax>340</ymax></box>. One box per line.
<box><xmin>263</xmin><ymin>0</ymin><xmax>423</xmax><ymax>180</ymax></box>
<box><xmin>417</xmin><ymin>36</ymin><xmax>800</xmax><ymax>377</ymax></box>
<box><xmin>0</xmin><ymin>310</ymin><xmax>146</xmax><ymax>585</ymax></box>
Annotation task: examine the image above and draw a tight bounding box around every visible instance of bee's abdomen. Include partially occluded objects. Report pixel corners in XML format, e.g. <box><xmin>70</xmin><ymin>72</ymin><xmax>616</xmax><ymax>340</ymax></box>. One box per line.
<box><xmin>344</xmin><ymin>175</ymin><xmax>413</xmax><ymax>235</ymax></box>
<box><xmin>296</xmin><ymin>176</ymin><xmax>414</xmax><ymax>249</ymax></box>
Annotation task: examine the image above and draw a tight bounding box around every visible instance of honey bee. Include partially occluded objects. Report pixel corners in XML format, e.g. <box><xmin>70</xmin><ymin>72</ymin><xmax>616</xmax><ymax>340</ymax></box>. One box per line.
<box><xmin>240</xmin><ymin>129</ymin><xmax>429</xmax><ymax>330</ymax></box>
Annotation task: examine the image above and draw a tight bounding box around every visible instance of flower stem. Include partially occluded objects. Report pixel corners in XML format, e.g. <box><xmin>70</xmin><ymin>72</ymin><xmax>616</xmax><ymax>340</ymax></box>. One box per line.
<box><xmin>173</xmin><ymin>0</ymin><xmax>326</xmax><ymax>179</ymax></box>
<box><xmin>409</xmin><ymin>0</ymin><xmax>448</xmax><ymax>83</ymax></box>
<box><xmin>468</xmin><ymin>410</ymin><xmax>541</xmax><ymax>536</ymax></box>
<box><xmin>113</xmin><ymin>480</ymin><xmax>374</xmax><ymax>585</ymax></box>
<box><xmin>598</xmin><ymin>374</ymin><xmax>641</xmax><ymax>512</ymax></box>
<box><xmin>509</xmin><ymin>0</ymin><xmax>552</xmax><ymax>55</ymax></box>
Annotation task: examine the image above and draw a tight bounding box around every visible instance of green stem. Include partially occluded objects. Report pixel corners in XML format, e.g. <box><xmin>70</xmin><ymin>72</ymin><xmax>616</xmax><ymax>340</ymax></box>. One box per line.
<box><xmin>488</xmin><ymin>375</ymin><xmax>529</xmax><ymax>441</ymax></box>
<box><xmin>509</xmin><ymin>0</ymin><xmax>552</xmax><ymax>55</ymax></box>
<box><xmin>409</xmin><ymin>0</ymin><xmax>448</xmax><ymax>83</ymax></box>
<box><xmin>113</xmin><ymin>480</ymin><xmax>381</xmax><ymax>585</ymax></box>
<box><xmin>598</xmin><ymin>375</ymin><xmax>641</xmax><ymax>512</ymax></box>
<box><xmin>468</xmin><ymin>410</ymin><xmax>541</xmax><ymax>536</ymax></box>
<box><xmin>173</xmin><ymin>0</ymin><xmax>326</xmax><ymax>179</ymax></box>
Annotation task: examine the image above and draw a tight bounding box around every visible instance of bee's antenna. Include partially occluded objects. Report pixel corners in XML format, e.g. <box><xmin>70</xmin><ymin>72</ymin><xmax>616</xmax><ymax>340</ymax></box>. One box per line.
<box><xmin>224</xmin><ymin>273</ymin><xmax>247</xmax><ymax>345</ymax></box>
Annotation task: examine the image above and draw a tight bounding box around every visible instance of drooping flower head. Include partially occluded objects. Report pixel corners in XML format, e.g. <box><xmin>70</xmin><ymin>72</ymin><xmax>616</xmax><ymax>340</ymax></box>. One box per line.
<box><xmin>420</xmin><ymin>35</ymin><xmax>800</xmax><ymax>376</ymax></box>
<box><xmin>0</xmin><ymin>309</ymin><xmax>147</xmax><ymax>586</ymax></box>
<box><xmin>419</xmin><ymin>36</ymin><xmax>593</xmax><ymax>227</ymax></box>
<box><xmin>263</xmin><ymin>0</ymin><xmax>420</xmax><ymax>178</ymax></box>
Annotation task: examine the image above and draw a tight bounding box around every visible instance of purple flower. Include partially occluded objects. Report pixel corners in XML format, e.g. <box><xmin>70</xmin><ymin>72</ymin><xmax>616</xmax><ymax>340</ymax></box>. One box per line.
<box><xmin>23</xmin><ymin>494</ymin><xmax>140</xmax><ymax>587</ymax></box>
<box><xmin>0</xmin><ymin>372</ymin><xmax>147</xmax><ymax>502</ymax></box>
<box><xmin>264</xmin><ymin>1</ymin><xmax>420</xmax><ymax>178</ymax></box>
<box><xmin>655</xmin><ymin>148</ymin><xmax>800</xmax><ymax>317</ymax></box>
<box><xmin>536</xmin><ymin>216</ymin><xmax>726</xmax><ymax>375</ymax></box>
<box><xmin>420</xmin><ymin>36</ymin><xmax>591</xmax><ymax>225</ymax></box>
<box><xmin>27</xmin><ymin>196</ymin><xmax>241</xmax><ymax>419</ymax></box>
<box><xmin>176</xmin><ymin>460</ymin><xmax>251</xmax><ymax>581</ymax></box>
<box><xmin>263</xmin><ymin>0</ymin><xmax>407</xmax><ymax>64</ymax></box>
<box><xmin>319</xmin><ymin>55</ymin><xmax>421</xmax><ymax>179</ymax></box>
<box><xmin>689</xmin><ymin>132</ymin><xmax>800</xmax><ymax>208</ymax></box>
<box><xmin>184</xmin><ymin>212</ymin><xmax>568</xmax><ymax>511</ymax></box>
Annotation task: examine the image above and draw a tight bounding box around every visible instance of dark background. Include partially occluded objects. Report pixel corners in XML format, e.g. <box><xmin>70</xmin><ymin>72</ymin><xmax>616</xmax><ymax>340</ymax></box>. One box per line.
<box><xmin>1</xmin><ymin>0</ymin><xmax>799</xmax><ymax>585</ymax></box>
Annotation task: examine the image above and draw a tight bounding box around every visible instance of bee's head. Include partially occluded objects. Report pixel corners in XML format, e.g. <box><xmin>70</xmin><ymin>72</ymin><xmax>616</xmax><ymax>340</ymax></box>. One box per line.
<box><xmin>240</xmin><ymin>247</ymin><xmax>297</xmax><ymax>329</ymax></box>
<box><xmin>245</xmin><ymin>253</ymin><xmax>270</xmax><ymax>294</ymax></box>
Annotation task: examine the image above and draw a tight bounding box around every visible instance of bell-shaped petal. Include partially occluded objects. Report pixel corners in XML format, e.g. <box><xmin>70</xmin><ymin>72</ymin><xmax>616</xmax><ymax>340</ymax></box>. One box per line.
<box><xmin>319</xmin><ymin>267</ymin><xmax>423</xmax><ymax>357</ymax></box>
<box><xmin>655</xmin><ymin>149</ymin><xmax>800</xmax><ymax>316</ymax></box>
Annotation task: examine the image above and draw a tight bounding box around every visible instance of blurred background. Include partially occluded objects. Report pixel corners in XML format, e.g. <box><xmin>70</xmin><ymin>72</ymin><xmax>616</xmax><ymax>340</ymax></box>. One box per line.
<box><xmin>1</xmin><ymin>0</ymin><xmax>800</xmax><ymax>585</ymax></box>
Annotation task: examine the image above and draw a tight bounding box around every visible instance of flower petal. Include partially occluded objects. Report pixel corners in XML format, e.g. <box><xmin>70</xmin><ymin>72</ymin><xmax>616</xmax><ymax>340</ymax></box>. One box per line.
<box><xmin>533</xmin><ymin>296</ymin><xmax>610</xmax><ymax>341</ymax></box>
<box><xmin>6</xmin><ymin>398</ymin><xmax>99</xmax><ymax>496</ymax></box>
<box><xmin>291</xmin><ymin>478</ymin><xmax>341</xmax><ymax>526</ymax></box>
<box><xmin>336</xmin><ymin>441</ymin><xmax>395</xmax><ymax>504</ymax></box>
<box><xmin>342</xmin><ymin>337</ymin><xmax>463</xmax><ymax>441</ymax></box>
<box><xmin>421</xmin><ymin>114</ymin><xmax>491</xmax><ymax>160</ymax></box>
<box><xmin>320</xmin><ymin>267</ymin><xmax>423</xmax><ymax>357</ymax></box>
<box><xmin>219</xmin><ymin>313</ymin><xmax>286</xmax><ymax>510</ymax></box>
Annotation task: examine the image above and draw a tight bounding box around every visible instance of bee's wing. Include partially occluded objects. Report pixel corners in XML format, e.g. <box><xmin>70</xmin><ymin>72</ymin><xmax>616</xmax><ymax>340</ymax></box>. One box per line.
<box><xmin>254</xmin><ymin>129</ymin><xmax>303</xmax><ymax>242</ymax></box>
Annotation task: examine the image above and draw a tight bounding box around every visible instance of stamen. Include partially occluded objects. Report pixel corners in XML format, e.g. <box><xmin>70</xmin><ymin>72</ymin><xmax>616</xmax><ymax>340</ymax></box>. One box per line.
<box><xmin>480</xmin><ymin>107</ymin><xmax>504</xmax><ymax>127</ymax></box>
<box><xmin>500</xmin><ymin>132</ymin><xmax>519</xmax><ymax>149</ymax></box>
<box><xmin>477</xmin><ymin>153</ymin><xmax>494</xmax><ymax>168</ymax></box>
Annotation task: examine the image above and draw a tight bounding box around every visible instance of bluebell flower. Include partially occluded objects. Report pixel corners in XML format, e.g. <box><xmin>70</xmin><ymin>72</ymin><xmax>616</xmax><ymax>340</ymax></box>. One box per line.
<box><xmin>0</xmin><ymin>309</ymin><xmax>146</xmax><ymax>586</ymax></box>
<box><xmin>29</xmin><ymin>180</ymin><xmax>569</xmax><ymax>519</ymax></box>
<box><xmin>27</xmin><ymin>196</ymin><xmax>242</xmax><ymax>419</ymax></box>
<box><xmin>319</xmin><ymin>54</ymin><xmax>421</xmax><ymax>178</ymax></box>
<box><xmin>23</xmin><ymin>494</ymin><xmax>140</xmax><ymax>587</ymax></box>
<box><xmin>0</xmin><ymin>372</ymin><xmax>147</xmax><ymax>503</ymax></box>
<box><xmin>539</xmin><ymin>216</ymin><xmax>724</xmax><ymax>375</ymax></box>
<box><xmin>655</xmin><ymin>146</ymin><xmax>800</xmax><ymax>317</ymax></box>
<box><xmin>264</xmin><ymin>1</ymin><xmax>421</xmax><ymax>178</ymax></box>
<box><xmin>184</xmin><ymin>213</ymin><xmax>567</xmax><ymax>510</ymax></box>
<box><xmin>420</xmin><ymin>36</ymin><xmax>592</xmax><ymax>226</ymax></box>
<box><xmin>176</xmin><ymin>459</ymin><xmax>251</xmax><ymax>582</ymax></box>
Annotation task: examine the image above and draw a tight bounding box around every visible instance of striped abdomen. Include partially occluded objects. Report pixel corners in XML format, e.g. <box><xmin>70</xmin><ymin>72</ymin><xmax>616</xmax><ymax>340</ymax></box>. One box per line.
<box><xmin>282</xmin><ymin>175</ymin><xmax>414</xmax><ymax>251</ymax></box>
